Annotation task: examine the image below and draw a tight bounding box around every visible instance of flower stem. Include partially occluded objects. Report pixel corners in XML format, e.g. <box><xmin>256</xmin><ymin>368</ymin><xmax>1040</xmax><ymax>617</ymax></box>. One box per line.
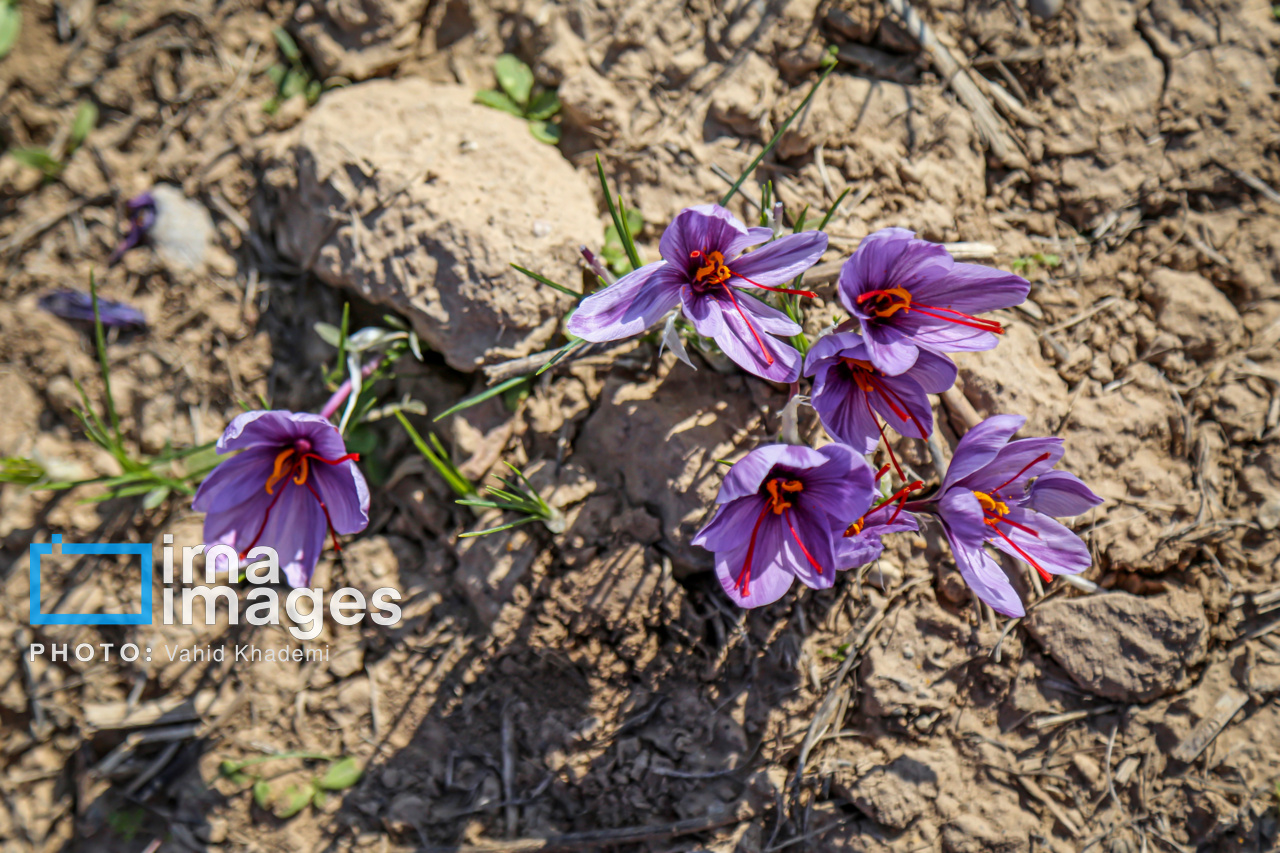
<box><xmin>319</xmin><ymin>355</ymin><xmax>384</xmax><ymax>421</ymax></box>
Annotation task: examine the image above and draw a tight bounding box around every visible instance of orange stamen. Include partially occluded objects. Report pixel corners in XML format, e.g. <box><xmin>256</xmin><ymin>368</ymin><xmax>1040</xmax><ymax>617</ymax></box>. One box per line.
<box><xmin>265</xmin><ymin>449</ymin><xmax>296</xmax><ymax>495</ymax></box>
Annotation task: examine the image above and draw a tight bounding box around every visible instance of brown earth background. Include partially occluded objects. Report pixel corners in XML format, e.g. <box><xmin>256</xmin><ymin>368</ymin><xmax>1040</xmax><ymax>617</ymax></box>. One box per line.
<box><xmin>1</xmin><ymin>0</ymin><xmax>1280</xmax><ymax>851</ymax></box>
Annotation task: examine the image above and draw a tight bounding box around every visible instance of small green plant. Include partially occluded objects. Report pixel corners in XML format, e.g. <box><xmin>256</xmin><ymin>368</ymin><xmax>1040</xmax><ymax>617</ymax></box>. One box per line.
<box><xmin>9</xmin><ymin>100</ymin><xmax>97</xmax><ymax>180</ymax></box>
<box><xmin>0</xmin><ymin>0</ymin><xmax>20</xmax><ymax>60</ymax></box>
<box><xmin>457</xmin><ymin>461</ymin><xmax>565</xmax><ymax>537</ymax></box>
<box><xmin>263</xmin><ymin>27</ymin><xmax>325</xmax><ymax>113</ymax></box>
<box><xmin>1010</xmin><ymin>252</ymin><xmax>1062</xmax><ymax>275</ymax></box>
<box><xmin>475</xmin><ymin>54</ymin><xmax>562</xmax><ymax>144</ymax></box>
<box><xmin>0</xmin><ymin>272</ymin><xmax>218</xmax><ymax>506</ymax></box>
<box><xmin>221</xmin><ymin>753</ymin><xmax>362</xmax><ymax>820</ymax></box>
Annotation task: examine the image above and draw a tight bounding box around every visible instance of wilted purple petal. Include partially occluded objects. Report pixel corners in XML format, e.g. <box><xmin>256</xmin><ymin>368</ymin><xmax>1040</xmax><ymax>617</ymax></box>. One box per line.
<box><xmin>38</xmin><ymin>290</ymin><xmax>146</xmax><ymax>328</ymax></box>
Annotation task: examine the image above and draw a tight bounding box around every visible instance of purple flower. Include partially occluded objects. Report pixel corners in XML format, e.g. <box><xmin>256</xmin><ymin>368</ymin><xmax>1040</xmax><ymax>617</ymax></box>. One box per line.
<box><xmin>837</xmin><ymin>483</ymin><xmax>921</xmax><ymax>569</ymax></box>
<box><xmin>566</xmin><ymin>204</ymin><xmax>828</xmax><ymax>382</ymax></box>
<box><xmin>804</xmin><ymin>331</ymin><xmax>956</xmax><ymax>453</ymax></box>
<box><xmin>108</xmin><ymin>191</ymin><xmax>158</xmax><ymax>265</ymax></box>
<box><xmin>907</xmin><ymin>415</ymin><xmax>1103</xmax><ymax>617</ymax></box>
<box><xmin>837</xmin><ymin>228</ymin><xmax>1029</xmax><ymax>375</ymax></box>
<box><xmin>193</xmin><ymin>411</ymin><xmax>370</xmax><ymax>587</ymax></box>
<box><xmin>692</xmin><ymin>443</ymin><xmax>876</xmax><ymax>607</ymax></box>
<box><xmin>38</xmin><ymin>289</ymin><xmax>146</xmax><ymax>328</ymax></box>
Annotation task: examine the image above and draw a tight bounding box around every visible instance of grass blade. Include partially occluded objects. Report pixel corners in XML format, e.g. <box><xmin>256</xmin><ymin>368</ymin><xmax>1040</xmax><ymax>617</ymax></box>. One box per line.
<box><xmin>511</xmin><ymin>264</ymin><xmax>580</xmax><ymax>300</ymax></box>
<box><xmin>536</xmin><ymin>337</ymin><xmax>585</xmax><ymax>376</ymax></box>
<box><xmin>719</xmin><ymin>62</ymin><xmax>836</xmax><ymax>208</ymax></box>
<box><xmin>88</xmin><ymin>271</ymin><xmax>121</xmax><ymax>443</ymax></box>
<box><xmin>393</xmin><ymin>411</ymin><xmax>476</xmax><ymax>498</ymax></box>
<box><xmin>433</xmin><ymin>375</ymin><xmax>530</xmax><ymax>422</ymax></box>
<box><xmin>817</xmin><ymin>185</ymin><xmax>851</xmax><ymax>231</ymax></box>
<box><xmin>457</xmin><ymin>515</ymin><xmax>541</xmax><ymax>539</ymax></box>
<box><xmin>596</xmin><ymin>156</ymin><xmax>642</xmax><ymax>271</ymax></box>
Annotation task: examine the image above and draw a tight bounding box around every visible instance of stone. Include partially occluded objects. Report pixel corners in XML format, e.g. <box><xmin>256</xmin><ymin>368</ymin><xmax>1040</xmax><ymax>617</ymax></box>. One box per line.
<box><xmin>849</xmin><ymin>754</ymin><xmax>939</xmax><ymax>830</ymax></box>
<box><xmin>148</xmin><ymin>184</ymin><xmax>215</xmax><ymax>272</ymax></box>
<box><xmin>1026</xmin><ymin>590</ymin><xmax>1209</xmax><ymax>702</ymax></box>
<box><xmin>267</xmin><ymin>79</ymin><xmax>599</xmax><ymax>372</ymax></box>
<box><xmin>1145</xmin><ymin>269</ymin><xmax>1243</xmax><ymax>357</ymax></box>
<box><xmin>572</xmin><ymin>365</ymin><xmax>777</xmax><ymax>569</ymax></box>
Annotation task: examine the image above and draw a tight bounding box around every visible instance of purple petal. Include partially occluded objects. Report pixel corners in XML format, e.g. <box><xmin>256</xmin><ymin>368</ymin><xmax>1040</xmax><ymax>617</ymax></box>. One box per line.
<box><xmin>960</xmin><ymin>437</ymin><xmax>1064</xmax><ymax>497</ymax></box>
<box><xmin>1028</xmin><ymin>471</ymin><xmax>1104</xmax><ymax>517</ymax></box>
<box><xmin>192</xmin><ymin>446</ymin><xmax>280</xmax><ymax>514</ymax></box>
<box><xmin>952</xmin><ymin>542</ymin><xmax>1026</xmax><ymax>618</ymax></box>
<box><xmin>730</xmin><ymin>230</ymin><xmax>828</xmax><ymax>287</ymax></box>
<box><xmin>988</xmin><ymin>507</ymin><xmax>1091</xmax><ymax>577</ymax></box>
<box><xmin>911</xmin><ymin>324</ymin><xmax>999</xmax><ymax>354</ymax></box>
<box><xmin>564</xmin><ymin>261</ymin><xmax>681</xmax><ymax>341</ymax></box>
<box><xmin>940</xmin><ymin>415</ymin><xmax>1026</xmax><ymax>493</ymax></box>
<box><xmin>217</xmin><ymin>411</ymin><xmax>346</xmax><ymax>458</ymax></box>
<box><xmin>725</xmin><ymin>226</ymin><xmax>775</xmax><ymax>258</ymax></box>
<box><xmin>694</xmin><ymin>495</ymin><xmax>767</xmax><ymax>550</ymax></box>
<box><xmin>712</xmin><ymin>292</ymin><xmax>802</xmax><ymax>382</ymax></box>
<box><xmin>803</xmin><ymin>330</ymin><xmax>866</xmax><ymax>374</ymax></box>
<box><xmin>806</xmin><ymin>443</ymin><xmax>876</xmax><ymax>523</ymax></box>
<box><xmin>731</xmin><ymin>290</ymin><xmax>804</xmax><ymax>337</ymax></box>
<box><xmin>837</xmin><ymin>228</ymin><xmax>951</xmax><ymax>313</ymax></box>
<box><xmin>810</xmin><ymin>366</ymin><xmax>881</xmax><ymax>454</ymax></box>
<box><xmin>660</xmin><ymin>205</ymin><xmax>750</xmax><ymax>264</ymax></box>
<box><xmin>681</xmin><ymin>287</ymin><xmax>726</xmax><ymax>339</ymax></box>
<box><xmin>836</xmin><ymin>532</ymin><xmax>884</xmax><ymax>569</ymax></box>
<box><xmin>867</xmin><ymin>372</ymin><xmax>934</xmax><ymax>441</ymax></box>
<box><xmin>860</xmin><ymin>320</ymin><xmax>920</xmax><ymax>375</ymax></box>
<box><xmin>907</xmin><ymin>348</ymin><xmax>958</xmax><ymax>395</ymax></box>
<box><xmin>935</xmin><ymin>488</ymin><xmax>991</xmax><ymax>550</ymax></box>
<box><xmin>714</xmin><ymin>444</ymin><xmax>829</xmax><ymax>503</ymax></box>
<box><xmin>714</xmin><ymin>518</ymin><xmax>794</xmax><ymax>607</ymax></box>
<box><xmin>782</xmin><ymin>508</ymin><xmax>838</xmax><ymax>591</ymax></box>
<box><xmin>308</xmin><ymin>460</ymin><xmax>370</xmax><ymax>535</ymax></box>
<box><xmin>910</xmin><ymin>262</ymin><xmax>1029</xmax><ymax>315</ymax></box>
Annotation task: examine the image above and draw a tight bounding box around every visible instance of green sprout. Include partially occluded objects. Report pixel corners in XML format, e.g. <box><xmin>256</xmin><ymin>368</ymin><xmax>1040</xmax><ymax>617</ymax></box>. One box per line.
<box><xmin>220</xmin><ymin>753</ymin><xmax>361</xmax><ymax>820</ymax></box>
<box><xmin>0</xmin><ymin>0</ymin><xmax>20</xmax><ymax>60</ymax></box>
<box><xmin>263</xmin><ymin>27</ymin><xmax>332</xmax><ymax>114</ymax></box>
<box><xmin>1010</xmin><ymin>252</ymin><xmax>1062</xmax><ymax>275</ymax></box>
<box><xmin>9</xmin><ymin>100</ymin><xmax>97</xmax><ymax>181</ymax></box>
<box><xmin>0</xmin><ymin>272</ymin><xmax>218</xmax><ymax>507</ymax></box>
<box><xmin>457</xmin><ymin>461</ymin><xmax>565</xmax><ymax>538</ymax></box>
<box><xmin>475</xmin><ymin>54</ymin><xmax>562</xmax><ymax>144</ymax></box>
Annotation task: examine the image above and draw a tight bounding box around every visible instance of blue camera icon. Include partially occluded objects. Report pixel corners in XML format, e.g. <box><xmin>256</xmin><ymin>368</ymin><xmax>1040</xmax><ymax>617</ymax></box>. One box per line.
<box><xmin>29</xmin><ymin>535</ymin><xmax>153</xmax><ymax>625</ymax></box>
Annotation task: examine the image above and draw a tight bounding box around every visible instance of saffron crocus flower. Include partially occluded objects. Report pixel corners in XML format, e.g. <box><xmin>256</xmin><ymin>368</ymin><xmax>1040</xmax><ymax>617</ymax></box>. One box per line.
<box><xmin>192</xmin><ymin>411</ymin><xmax>370</xmax><ymax>587</ymax></box>
<box><xmin>838</xmin><ymin>228</ymin><xmax>1030</xmax><ymax>375</ymax></box>
<box><xmin>692</xmin><ymin>443</ymin><xmax>876</xmax><ymax>607</ymax></box>
<box><xmin>566</xmin><ymin>204</ymin><xmax>827</xmax><ymax>382</ymax></box>
<box><xmin>38</xmin><ymin>289</ymin><xmax>146</xmax><ymax>328</ymax></box>
<box><xmin>906</xmin><ymin>415</ymin><xmax>1103</xmax><ymax>617</ymax></box>
<box><xmin>804</xmin><ymin>331</ymin><xmax>956</xmax><ymax>453</ymax></box>
<box><xmin>108</xmin><ymin>191</ymin><xmax>158</xmax><ymax>265</ymax></box>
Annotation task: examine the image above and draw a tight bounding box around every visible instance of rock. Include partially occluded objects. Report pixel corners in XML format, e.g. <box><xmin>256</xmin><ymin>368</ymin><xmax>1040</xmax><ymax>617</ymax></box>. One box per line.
<box><xmin>148</xmin><ymin>184</ymin><xmax>215</xmax><ymax>272</ymax></box>
<box><xmin>1145</xmin><ymin>269</ymin><xmax>1243</xmax><ymax>357</ymax></box>
<box><xmin>849</xmin><ymin>754</ymin><xmax>939</xmax><ymax>830</ymax></box>
<box><xmin>708</xmin><ymin>53</ymin><xmax>778</xmax><ymax>136</ymax></box>
<box><xmin>1026</xmin><ymin>590</ymin><xmax>1208</xmax><ymax>702</ymax></box>
<box><xmin>267</xmin><ymin>79</ymin><xmax>599</xmax><ymax>372</ymax></box>
<box><xmin>573</xmin><ymin>365</ymin><xmax>777</xmax><ymax>568</ymax></box>
<box><xmin>329</xmin><ymin>645</ymin><xmax>365</xmax><ymax>679</ymax></box>
<box><xmin>384</xmin><ymin>793</ymin><xmax>426</xmax><ymax>833</ymax></box>
<box><xmin>292</xmin><ymin>0</ymin><xmax>426</xmax><ymax>80</ymax></box>
<box><xmin>942</xmin><ymin>814</ymin><xmax>1020</xmax><ymax>853</ymax></box>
